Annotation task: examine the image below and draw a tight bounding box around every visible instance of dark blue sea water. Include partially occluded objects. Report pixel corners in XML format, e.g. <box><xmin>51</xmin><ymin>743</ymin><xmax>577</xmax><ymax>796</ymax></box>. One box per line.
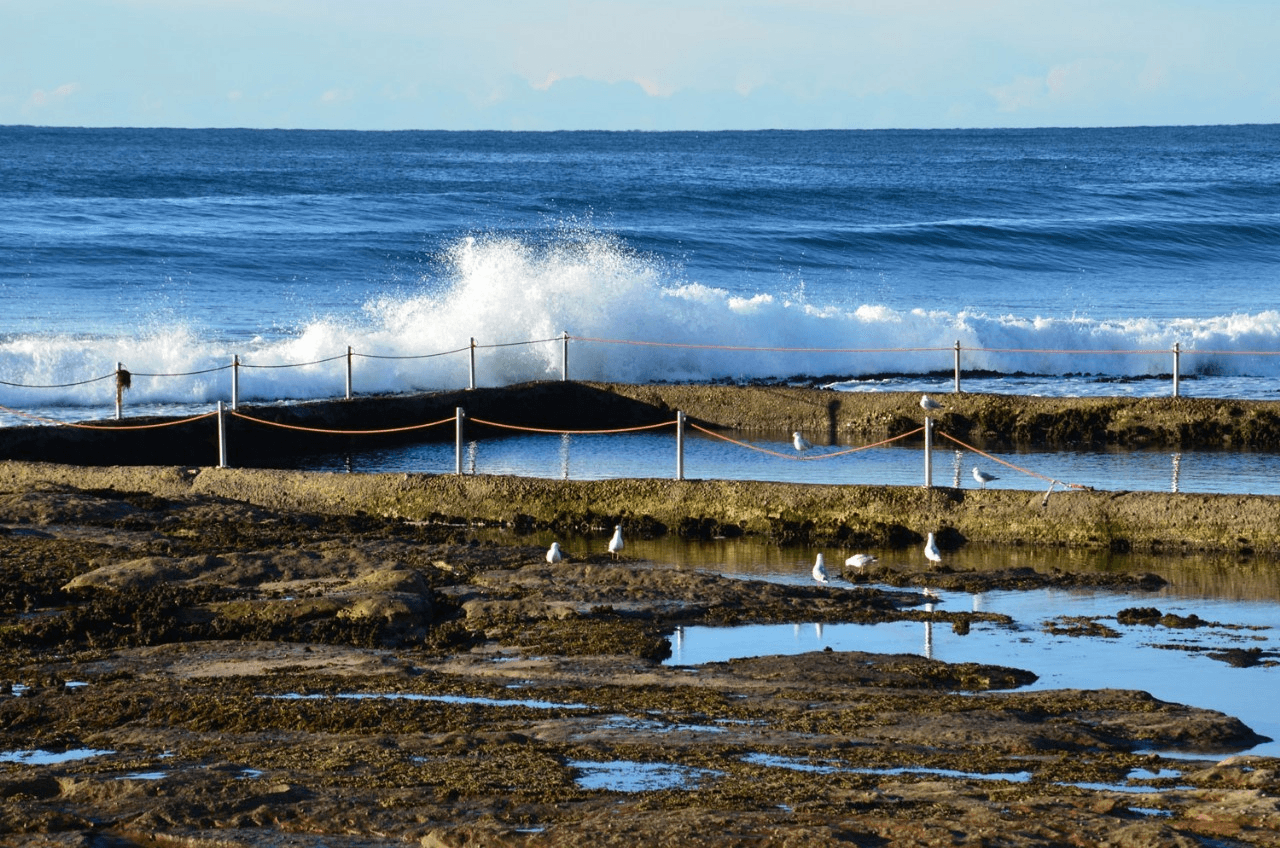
<box><xmin>3</xmin><ymin>124</ymin><xmax>1280</xmax><ymax>421</ymax></box>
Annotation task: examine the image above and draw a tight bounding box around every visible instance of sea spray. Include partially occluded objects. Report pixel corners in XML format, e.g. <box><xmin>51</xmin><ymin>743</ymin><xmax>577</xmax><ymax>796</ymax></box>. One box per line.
<box><xmin>4</xmin><ymin>230</ymin><xmax>1280</xmax><ymax>413</ymax></box>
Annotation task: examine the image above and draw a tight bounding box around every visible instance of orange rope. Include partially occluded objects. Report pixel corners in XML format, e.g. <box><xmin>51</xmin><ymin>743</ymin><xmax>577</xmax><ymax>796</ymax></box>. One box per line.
<box><xmin>0</xmin><ymin>403</ymin><xmax>217</xmax><ymax>430</ymax></box>
<box><xmin>936</xmin><ymin>429</ymin><xmax>1089</xmax><ymax>490</ymax></box>
<box><xmin>230</xmin><ymin>410</ymin><xmax>456</xmax><ymax>436</ymax></box>
<box><xmin>468</xmin><ymin>416</ymin><xmax>675</xmax><ymax>435</ymax></box>
<box><xmin>688</xmin><ymin>422</ymin><xmax>925</xmax><ymax>460</ymax></box>
<box><xmin>570</xmin><ymin>335</ymin><xmax>946</xmax><ymax>354</ymax></box>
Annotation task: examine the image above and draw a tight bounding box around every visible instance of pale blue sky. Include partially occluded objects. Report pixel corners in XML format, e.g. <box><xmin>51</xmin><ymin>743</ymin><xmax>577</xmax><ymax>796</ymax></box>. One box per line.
<box><xmin>3</xmin><ymin>0</ymin><xmax>1277</xmax><ymax>130</ymax></box>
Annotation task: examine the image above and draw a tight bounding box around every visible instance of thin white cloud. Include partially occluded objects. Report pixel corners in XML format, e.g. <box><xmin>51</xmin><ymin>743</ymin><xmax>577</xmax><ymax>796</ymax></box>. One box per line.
<box><xmin>27</xmin><ymin>82</ymin><xmax>80</xmax><ymax>108</ymax></box>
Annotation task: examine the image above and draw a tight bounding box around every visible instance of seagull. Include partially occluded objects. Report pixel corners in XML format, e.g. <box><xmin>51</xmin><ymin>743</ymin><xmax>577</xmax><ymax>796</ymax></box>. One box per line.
<box><xmin>922</xmin><ymin>586</ymin><xmax>941</xmax><ymax>601</ymax></box>
<box><xmin>607</xmin><ymin>525</ymin><xmax>624</xmax><ymax>559</ymax></box>
<box><xmin>546</xmin><ymin>542</ymin><xmax>563</xmax><ymax>563</ymax></box>
<box><xmin>972</xmin><ymin>466</ymin><xmax>998</xmax><ymax>489</ymax></box>
<box><xmin>920</xmin><ymin>394</ymin><xmax>944</xmax><ymax>412</ymax></box>
<box><xmin>812</xmin><ymin>553</ymin><xmax>831</xmax><ymax>584</ymax></box>
<box><xmin>845</xmin><ymin>553</ymin><xmax>877</xmax><ymax>569</ymax></box>
<box><xmin>792</xmin><ymin>431</ymin><xmax>814</xmax><ymax>451</ymax></box>
<box><xmin>924</xmin><ymin>532</ymin><xmax>942</xmax><ymax>563</ymax></box>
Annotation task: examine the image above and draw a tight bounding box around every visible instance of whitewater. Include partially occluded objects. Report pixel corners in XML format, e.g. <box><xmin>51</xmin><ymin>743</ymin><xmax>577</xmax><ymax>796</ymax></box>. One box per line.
<box><xmin>2</xmin><ymin>125</ymin><xmax>1279</xmax><ymax>421</ymax></box>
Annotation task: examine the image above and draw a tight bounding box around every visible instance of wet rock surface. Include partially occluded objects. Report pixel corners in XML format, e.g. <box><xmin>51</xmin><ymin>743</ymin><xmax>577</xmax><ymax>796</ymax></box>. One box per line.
<box><xmin>0</xmin><ymin>481</ymin><xmax>1277</xmax><ymax>846</ymax></box>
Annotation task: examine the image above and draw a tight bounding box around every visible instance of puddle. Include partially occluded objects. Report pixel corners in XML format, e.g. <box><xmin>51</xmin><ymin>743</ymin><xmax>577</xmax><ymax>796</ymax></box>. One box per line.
<box><xmin>264</xmin><ymin>692</ymin><xmax>591</xmax><ymax>710</ymax></box>
<box><xmin>0</xmin><ymin>748</ymin><xmax>113</xmax><ymax>765</ymax></box>
<box><xmin>600</xmin><ymin>715</ymin><xmax>727</xmax><ymax>735</ymax></box>
<box><xmin>117</xmin><ymin>771</ymin><xmax>166</xmax><ymax>781</ymax></box>
<box><xmin>667</xmin><ymin>586</ymin><xmax>1280</xmax><ymax>757</ymax></box>
<box><xmin>569</xmin><ymin>760</ymin><xmax>722</xmax><ymax>792</ymax></box>
<box><xmin>743</xmin><ymin>753</ymin><xmax>1032</xmax><ymax>782</ymax></box>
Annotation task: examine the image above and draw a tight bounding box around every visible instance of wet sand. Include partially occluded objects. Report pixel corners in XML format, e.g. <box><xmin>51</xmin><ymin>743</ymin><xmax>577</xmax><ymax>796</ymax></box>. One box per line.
<box><xmin>2</xmin><ymin>468</ymin><xmax>1279</xmax><ymax>846</ymax></box>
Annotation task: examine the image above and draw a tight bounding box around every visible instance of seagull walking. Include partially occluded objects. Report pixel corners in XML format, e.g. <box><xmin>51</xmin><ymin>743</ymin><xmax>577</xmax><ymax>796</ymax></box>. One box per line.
<box><xmin>546</xmin><ymin>542</ymin><xmax>563</xmax><ymax>563</ymax></box>
<box><xmin>920</xmin><ymin>394</ymin><xmax>944</xmax><ymax>412</ymax></box>
<box><xmin>792</xmin><ymin>431</ymin><xmax>814</xmax><ymax>451</ymax></box>
<box><xmin>607</xmin><ymin>525</ymin><xmax>624</xmax><ymax>559</ymax></box>
<box><xmin>845</xmin><ymin>553</ymin><xmax>877</xmax><ymax>569</ymax></box>
<box><xmin>812</xmin><ymin>553</ymin><xmax>831</xmax><ymax>584</ymax></box>
<box><xmin>924</xmin><ymin>532</ymin><xmax>942</xmax><ymax>563</ymax></box>
<box><xmin>972</xmin><ymin>466</ymin><xmax>998</xmax><ymax>489</ymax></box>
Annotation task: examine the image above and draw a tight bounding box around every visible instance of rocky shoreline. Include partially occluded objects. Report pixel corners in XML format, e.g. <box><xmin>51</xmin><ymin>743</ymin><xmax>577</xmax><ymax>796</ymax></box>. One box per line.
<box><xmin>1</xmin><ymin>461</ymin><xmax>1278</xmax><ymax>845</ymax></box>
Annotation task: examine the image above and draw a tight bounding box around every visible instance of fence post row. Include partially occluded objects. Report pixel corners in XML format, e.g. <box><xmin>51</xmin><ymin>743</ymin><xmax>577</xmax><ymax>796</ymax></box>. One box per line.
<box><xmin>217</xmin><ymin>401</ymin><xmax>228</xmax><ymax>468</ymax></box>
<box><xmin>923</xmin><ymin>416</ymin><xmax>934</xmax><ymax>489</ymax></box>
<box><xmin>232</xmin><ymin>355</ymin><xmax>240</xmax><ymax>410</ymax></box>
<box><xmin>1173</xmin><ymin>342</ymin><xmax>1181</xmax><ymax>398</ymax></box>
<box><xmin>675</xmin><ymin>410</ymin><xmax>685</xmax><ymax>481</ymax></box>
<box><xmin>953</xmin><ymin>341</ymin><xmax>961</xmax><ymax>394</ymax></box>
<box><xmin>345</xmin><ymin>346</ymin><xmax>353</xmax><ymax>401</ymax></box>
<box><xmin>455</xmin><ymin>407</ymin><xmax>465</xmax><ymax>475</ymax></box>
<box><xmin>562</xmin><ymin>331</ymin><xmax>569</xmax><ymax>382</ymax></box>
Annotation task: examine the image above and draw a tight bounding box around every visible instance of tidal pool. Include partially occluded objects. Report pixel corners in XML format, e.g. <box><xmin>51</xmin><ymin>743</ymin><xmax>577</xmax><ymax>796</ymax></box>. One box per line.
<box><xmin>666</xmin><ymin>584</ymin><xmax>1280</xmax><ymax>757</ymax></box>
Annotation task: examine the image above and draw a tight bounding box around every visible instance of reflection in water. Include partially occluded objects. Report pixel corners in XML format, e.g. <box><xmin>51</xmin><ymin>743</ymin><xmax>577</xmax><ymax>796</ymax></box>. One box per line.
<box><xmin>923</xmin><ymin>619</ymin><xmax>933</xmax><ymax>659</ymax></box>
<box><xmin>952</xmin><ymin>450</ymin><xmax>963</xmax><ymax>488</ymax></box>
<box><xmin>466</xmin><ymin>440</ymin><xmax>478</xmax><ymax>475</ymax></box>
<box><xmin>1171</xmin><ymin>452</ymin><xmax>1181</xmax><ymax>493</ymax></box>
<box><xmin>560</xmin><ymin>433</ymin><xmax>571</xmax><ymax>480</ymax></box>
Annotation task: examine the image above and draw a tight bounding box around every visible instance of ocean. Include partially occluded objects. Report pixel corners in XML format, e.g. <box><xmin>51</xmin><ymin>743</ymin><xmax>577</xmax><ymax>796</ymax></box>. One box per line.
<box><xmin>2</xmin><ymin>124</ymin><xmax>1279</xmax><ymax>421</ymax></box>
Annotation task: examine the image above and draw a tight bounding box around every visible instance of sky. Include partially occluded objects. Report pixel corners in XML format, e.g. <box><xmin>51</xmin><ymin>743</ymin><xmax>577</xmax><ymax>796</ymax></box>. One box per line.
<box><xmin>2</xmin><ymin>0</ymin><xmax>1278</xmax><ymax>131</ymax></box>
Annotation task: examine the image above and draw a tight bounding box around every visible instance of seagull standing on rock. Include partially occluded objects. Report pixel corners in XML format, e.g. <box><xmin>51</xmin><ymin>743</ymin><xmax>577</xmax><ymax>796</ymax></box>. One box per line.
<box><xmin>792</xmin><ymin>431</ymin><xmax>814</xmax><ymax>451</ymax></box>
<box><xmin>924</xmin><ymin>532</ymin><xmax>942</xmax><ymax>563</ymax></box>
<box><xmin>920</xmin><ymin>394</ymin><xmax>944</xmax><ymax>412</ymax></box>
<box><xmin>607</xmin><ymin>525</ymin><xmax>624</xmax><ymax>560</ymax></box>
<box><xmin>546</xmin><ymin>542</ymin><xmax>563</xmax><ymax>563</ymax></box>
<box><xmin>972</xmin><ymin>466</ymin><xmax>998</xmax><ymax>489</ymax></box>
<box><xmin>812</xmin><ymin>553</ymin><xmax>831</xmax><ymax>584</ymax></box>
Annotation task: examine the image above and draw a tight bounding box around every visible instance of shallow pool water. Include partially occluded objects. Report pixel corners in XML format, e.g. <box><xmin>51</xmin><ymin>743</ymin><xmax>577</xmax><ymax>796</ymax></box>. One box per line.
<box><xmin>568</xmin><ymin>760</ymin><xmax>723</xmax><ymax>792</ymax></box>
<box><xmin>0</xmin><ymin>748</ymin><xmax>113</xmax><ymax>765</ymax></box>
<box><xmin>667</xmin><ymin>583</ymin><xmax>1280</xmax><ymax>758</ymax></box>
<box><xmin>286</xmin><ymin>431</ymin><xmax>1280</xmax><ymax>497</ymax></box>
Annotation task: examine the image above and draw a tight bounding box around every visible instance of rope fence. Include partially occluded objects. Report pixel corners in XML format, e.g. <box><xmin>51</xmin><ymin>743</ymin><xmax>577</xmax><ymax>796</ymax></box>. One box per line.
<box><xmin>4</xmin><ymin>333</ymin><xmax>1280</xmax><ymax>421</ymax></box>
<box><xmin>213</xmin><ymin>403</ymin><xmax>1085</xmax><ymax>496</ymax></box>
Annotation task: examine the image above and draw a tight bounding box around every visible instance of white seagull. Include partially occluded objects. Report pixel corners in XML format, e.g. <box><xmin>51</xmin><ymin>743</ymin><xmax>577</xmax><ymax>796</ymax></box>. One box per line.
<box><xmin>845</xmin><ymin>553</ymin><xmax>877</xmax><ymax>569</ymax></box>
<box><xmin>972</xmin><ymin>466</ymin><xmax>998</xmax><ymax>489</ymax></box>
<box><xmin>607</xmin><ymin>525</ymin><xmax>624</xmax><ymax>559</ymax></box>
<box><xmin>920</xmin><ymin>394</ymin><xmax>944</xmax><ymax>412</ymax></box>
<box><xmin>924</xmin><ymin>532</ymin><xmax>942</xmax><ymax>563</ymax></box>
<box><xmin>546</xmin><ymin>542</ymin><xmax>563</xmax><ymax>563</ymax></box>
<box><xmin>792</xmin><ymin>431</ymin><xmax>814</xmax><ymax>451</ymax></box>
<box><xmin>812</xmin><ymin>553</ymin><xmax>831</xmax><ymax>584</ymax></box>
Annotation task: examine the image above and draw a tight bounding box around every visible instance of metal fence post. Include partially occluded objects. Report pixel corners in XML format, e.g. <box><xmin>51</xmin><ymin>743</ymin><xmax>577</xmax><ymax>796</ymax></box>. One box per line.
<box><xmin>562</xmin><ymin>331</ymin><xmax>569</xmax><ymax>381</ymax></box>
<box><xmin>469</xmin><ymin>338</ymin><xmax>476</xmax><ymax>390</ymax></box>
<box><xmin>217</xmin><ymin>401</ymin><xmax>228</xmax><ymax>468</ymax></box>
<box><xmin>954</xmin><ymin>341</ymin><xmax>962</xmax><ymax>393</ymax></box>
<box><xmin>455</xmin><ymin>407</ymin><xmax>465</xmax><ymax>475</ymax></box>
<box><xmin>345</xmin><ymin>346</ymin><xmax>353</xmax><ymax>400</ymax></box>
<box><xmin>114</xmin><ymin>362</ymin><xmax>125</xmax><ymax>420</ymax></box>
<box><xmin>923</xmin><ymin>416</ymin><xmax>933</xmax><ymax>489</ymax></box>
<box><xmin>675</xmin><ymin>410</ymin><xmax>685</xmax><ymax>481</ymax></box>
<box><xmin>1172</xmin><ymin>342</ymin><xmax>1181</xmax><ymax>398</ymax></box>
<box><xmin>231</xmin><ymin>355</ymin><xmax>240</xmax><ymax>410</ymax></box>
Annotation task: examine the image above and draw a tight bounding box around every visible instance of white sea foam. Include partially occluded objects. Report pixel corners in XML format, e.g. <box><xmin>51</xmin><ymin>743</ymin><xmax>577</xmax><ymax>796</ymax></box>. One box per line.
<box><xmin>2</xmin><ymin>232</ymin><xmax>1279</xmax><ymax>412</ymax></box>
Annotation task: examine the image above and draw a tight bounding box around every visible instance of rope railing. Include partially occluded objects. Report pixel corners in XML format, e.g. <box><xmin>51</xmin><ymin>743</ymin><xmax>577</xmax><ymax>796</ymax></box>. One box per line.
<box><xmin>4</xmin><ymin>333</ymin><xmax>1278</xmax><ymax>426</ymax></box>
<box><xmin>0</xmin><ymin>402</ymin><xmax>217</xmax><ymax>430</ymax></box>
<box><xmin>230</xmin><ymin>410</ymin><xmax>457</xmax><ymax>436</ymax></box>
<box><xmin>689</xmin><ymin>422</ymin><xmax>924</xmax><ymax>460</ymax></box>
<box><xmin>468</xmin><ymin>417</ymin><xmax>674</xmax><ymax>436</ymax></box>
<box><xmin>936</xmin><ymin>429</ymin><xmax>1089</xmax><ymax>492</ymax></box>
<box><xmin>0</xmin><ymin>385</ymin><xmax>1094</xmax><ymax>497</ymax></box>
